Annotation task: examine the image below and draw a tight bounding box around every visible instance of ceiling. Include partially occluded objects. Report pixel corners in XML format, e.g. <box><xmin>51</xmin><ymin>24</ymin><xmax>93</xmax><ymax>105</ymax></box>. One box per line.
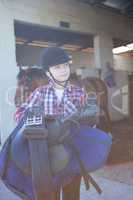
<box><xmin>15</xmin><ymin>21</ymin><xmax>94</xmax><ymax>52</ymax></box>
<box><xmin>15</xmin><ymin>21</ymin><xmax>132</xmax><ymax>52</ymax></box>
<box><xmin>78</xmin><ymin>0</ymin><xmax>133</xmax><ymax>17</ymax></box>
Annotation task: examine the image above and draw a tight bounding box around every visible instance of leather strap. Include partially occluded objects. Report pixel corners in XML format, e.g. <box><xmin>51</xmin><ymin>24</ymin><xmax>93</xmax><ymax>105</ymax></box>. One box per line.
<box><xmin>63</xmin><ymin>136</ymin><xmax>102</xmax><ymax>194</ymax></box>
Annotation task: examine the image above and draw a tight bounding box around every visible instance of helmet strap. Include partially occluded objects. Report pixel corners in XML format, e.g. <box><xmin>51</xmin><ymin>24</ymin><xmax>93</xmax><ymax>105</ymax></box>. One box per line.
<box><xmin>48</xmin><ymin>70</ymin><xmax>69</xmax><ymax>88</ymax></box>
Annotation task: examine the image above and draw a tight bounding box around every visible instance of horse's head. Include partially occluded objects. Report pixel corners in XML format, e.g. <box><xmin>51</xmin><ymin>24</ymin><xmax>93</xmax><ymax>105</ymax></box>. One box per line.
<box><xmin>14</xmin><ymin>68</ymin><xmax>47</xmax><ymax>107</ymax></box>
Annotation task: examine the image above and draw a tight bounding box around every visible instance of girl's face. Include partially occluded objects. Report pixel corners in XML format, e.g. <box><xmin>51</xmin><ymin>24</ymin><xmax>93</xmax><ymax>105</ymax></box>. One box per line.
<box><xmin>49</xmin><ymin>62</ymin><xmax>70</xmax><ymax>82</ymax></box>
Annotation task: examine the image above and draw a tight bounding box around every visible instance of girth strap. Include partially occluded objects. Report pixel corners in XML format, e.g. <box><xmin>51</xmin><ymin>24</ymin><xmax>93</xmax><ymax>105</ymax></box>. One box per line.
<box><xmin>63</xmin><ymin>135</ymin><xmax>102</xmax><ymax>194</ymax></box>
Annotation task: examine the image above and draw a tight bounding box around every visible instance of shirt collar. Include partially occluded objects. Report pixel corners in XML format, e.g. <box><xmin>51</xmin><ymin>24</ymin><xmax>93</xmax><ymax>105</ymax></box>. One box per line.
<box><xmin>48</xmin><ymin>80</ymin><xmax>72</xmax><ymax>92</ymax></box>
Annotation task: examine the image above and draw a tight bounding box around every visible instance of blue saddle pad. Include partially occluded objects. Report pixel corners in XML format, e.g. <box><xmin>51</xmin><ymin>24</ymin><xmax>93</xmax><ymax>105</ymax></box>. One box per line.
<box><xmin>0</xmin><ymin>121</ymin><xmax>112</xmax><ymax>200</ymax></box>
<box><xmin>51</xmin><ymin>125</ymin><xmax>112</xmax><ymax>187</ymax></box>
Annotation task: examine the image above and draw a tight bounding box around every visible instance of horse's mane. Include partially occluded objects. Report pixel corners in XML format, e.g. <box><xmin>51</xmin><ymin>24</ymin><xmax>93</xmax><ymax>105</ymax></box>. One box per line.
<box><xmin>17</xmin><ymin>68</ymin><xmax>47</xmax><ymax>83</ymax></box>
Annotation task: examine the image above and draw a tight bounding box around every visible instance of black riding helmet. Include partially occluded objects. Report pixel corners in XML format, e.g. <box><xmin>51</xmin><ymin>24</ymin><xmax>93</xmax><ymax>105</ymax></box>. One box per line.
<box><xmin>40</xmin><ymin>47</ymin><xmax>71</xmax><ymax>72</ymax></box>
<box><xmin>40</xmin><ymin>47</ymin><xmax>71</xmax><ymax>87</ymax></box>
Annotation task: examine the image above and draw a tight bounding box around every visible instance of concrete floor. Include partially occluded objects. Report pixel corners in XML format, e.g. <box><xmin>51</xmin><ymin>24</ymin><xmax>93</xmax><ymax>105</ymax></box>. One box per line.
<box><xmin>1</xmin><ymin>162</ymin><xmax>133</xmax><ymax>200</ymax></box>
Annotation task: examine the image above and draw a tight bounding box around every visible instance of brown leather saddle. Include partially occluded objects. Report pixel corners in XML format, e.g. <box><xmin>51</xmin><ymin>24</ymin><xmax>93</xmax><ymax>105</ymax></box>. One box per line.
<box><xmin>11</xmin><ymin>120</ymin><xmax>69</xmax><ymax>176</ymax></box>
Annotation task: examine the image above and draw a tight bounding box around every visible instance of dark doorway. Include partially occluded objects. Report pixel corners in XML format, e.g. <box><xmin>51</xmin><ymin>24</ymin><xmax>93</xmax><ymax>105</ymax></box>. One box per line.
<box><xmin>14</xmin><ymin>21</ymin><xmax>94</xmax><ymax>67</ymax></box>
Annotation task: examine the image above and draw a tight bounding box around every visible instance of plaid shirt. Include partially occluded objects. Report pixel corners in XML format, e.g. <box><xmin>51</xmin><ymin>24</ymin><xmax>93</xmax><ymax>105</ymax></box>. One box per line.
<box><xmin>14</xmin><ymin>82</ymin><xmax>86</xmax><ymax>122</ymax></box>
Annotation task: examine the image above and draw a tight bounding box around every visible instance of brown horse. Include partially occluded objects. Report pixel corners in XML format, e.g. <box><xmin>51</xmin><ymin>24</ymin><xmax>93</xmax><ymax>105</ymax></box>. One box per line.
<box><xmin>14</xmin><ymin>68</ymin><xmax>47</xmax><ymax>107</ymax></box>
<box><xmin>70</xmin><ymin>73</ymin><xmax>111</xmax><ymax>132</ymax></box>
<box><xmin>82</xmin><ymin>77</ymin><xmax>111</xmax><ymax>132</ymax></box>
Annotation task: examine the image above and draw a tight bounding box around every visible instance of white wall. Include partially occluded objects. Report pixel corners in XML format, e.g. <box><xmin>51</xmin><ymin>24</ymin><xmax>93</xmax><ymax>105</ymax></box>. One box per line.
<box><xmin>114</xmin><ymin>54</ymin><xmax>133</xmax><ymax>72</ymax></box>
<box><xmin>5</xmin><ymin>0</ymin><xmax>133</xmax><ymax>41</ymax></box>
<box><xmin>107</xmin><ymin>70</ymin><xmax>129</xmax><ymax>121</ymax></box>
<box><xmin>0</xmin><ymin>1</ymin><xmax>18</xmax><ymax>143</ymax></box>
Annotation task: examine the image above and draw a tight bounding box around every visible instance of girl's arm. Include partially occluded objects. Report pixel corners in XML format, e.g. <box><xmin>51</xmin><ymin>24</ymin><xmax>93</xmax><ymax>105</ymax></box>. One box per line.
<box><xmin>14</xmin><ymin>88</ymin><xmax>42</xmax><ymax>123</ymax></box>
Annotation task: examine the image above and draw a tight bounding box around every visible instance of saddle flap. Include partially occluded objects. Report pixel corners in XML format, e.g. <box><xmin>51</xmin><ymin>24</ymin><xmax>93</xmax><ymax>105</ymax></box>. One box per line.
<box><xmin>49</xmin><ymin>144</ymin><xmax>69</xmax><ymax>175</ymax></box>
